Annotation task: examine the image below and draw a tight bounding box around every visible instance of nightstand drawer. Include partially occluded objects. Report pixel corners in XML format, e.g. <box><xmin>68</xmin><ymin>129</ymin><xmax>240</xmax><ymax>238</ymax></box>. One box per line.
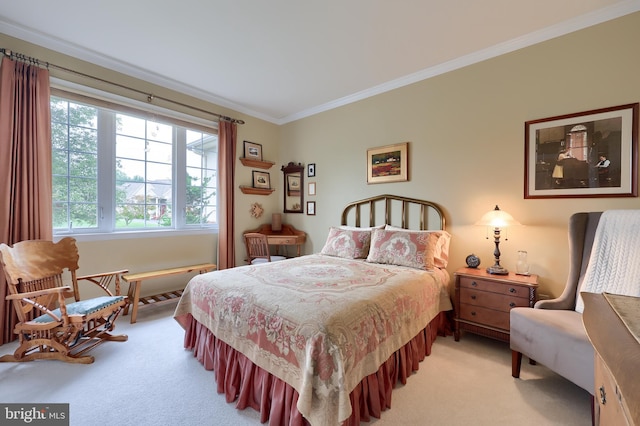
<box><xmin>459</xmin><ymin>276</ymin><xmax>530</xmax><ymax>298</ymax></box>
<box><xmin>459</xmin><ymin>288</ymin><xmax>529</xmax><ymax>312</ymax></box>
<box><xmin>459</xmin><ymin>304</ymin><xmax>510</xmax><ymax>331</ymax></box>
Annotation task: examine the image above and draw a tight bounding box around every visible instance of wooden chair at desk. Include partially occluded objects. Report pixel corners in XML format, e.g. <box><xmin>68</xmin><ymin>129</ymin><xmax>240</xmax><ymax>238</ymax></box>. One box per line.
<box><xmin>244</xmin><ymin>233</ymin><xmax>287</xmax><ymax>265</ymax></box>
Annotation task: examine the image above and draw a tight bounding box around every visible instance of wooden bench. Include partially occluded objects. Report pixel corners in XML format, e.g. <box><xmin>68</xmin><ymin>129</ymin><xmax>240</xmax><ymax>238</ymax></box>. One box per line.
<box><xmin>122</xmin><ymin>263</ymin><xmax>216</xmax><ymax>323</ymax></box>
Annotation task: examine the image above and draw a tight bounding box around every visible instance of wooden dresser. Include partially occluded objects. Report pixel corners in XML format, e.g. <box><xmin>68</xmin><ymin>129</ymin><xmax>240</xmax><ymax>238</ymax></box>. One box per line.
<box><xmin>583</xmin><ymin>292</ymin><xmax>640</xmax><ymax>426</ymax></box>
<box><xmin>454</xmin><ymin>267</ymin><xmax>538</xmax><ymax>342</ymax></box>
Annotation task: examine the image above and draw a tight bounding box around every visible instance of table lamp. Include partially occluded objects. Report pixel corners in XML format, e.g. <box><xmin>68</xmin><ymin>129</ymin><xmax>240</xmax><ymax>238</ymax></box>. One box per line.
<box><xmin>476</xmin><ymin>205</ymin><xmax>520</xmax><ymax>275</ymax></box>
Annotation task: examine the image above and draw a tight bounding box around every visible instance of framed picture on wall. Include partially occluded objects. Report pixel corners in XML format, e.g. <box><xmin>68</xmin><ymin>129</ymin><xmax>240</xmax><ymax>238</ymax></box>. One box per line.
<box><xmin>252</xmin><ymin>171</ymin><xmax>271</xmax><ymax>189</ymax></box>
<box><xmin>524</xmin><ymin>103</ymin><xmax>638</xmax><ymax>199</ymax></box>
<box><xmin>367</xmin><ymin>142</ymin><xmax>409</xmax><ymax>184</ymax></box>
<box><xmin>307</xmin><ymin>201</ymin><xmax>316</xmax><ymax>216</ymax></box>
<box><xmin>308</xmin><ymin>182</ymin><xmax>316</xmax><ymax>196</ymax></box>
<box><xmin>308</xmin><ymin>163</ymin><xmax>316</xmax><ymax>177</ymax></box>
<box><xmin>243</xmin><ymin>141</ymin><xmax>263</xmax><ymax>160</ymax></box>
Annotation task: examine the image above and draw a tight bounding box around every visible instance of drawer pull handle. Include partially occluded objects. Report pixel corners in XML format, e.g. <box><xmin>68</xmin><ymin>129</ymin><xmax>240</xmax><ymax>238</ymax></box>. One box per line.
<box><xmin>509</xmin><ymin>288</ymin><xmax>517</xmax><ymax>293</ymax></box>
<box><xmin>471</xmin><ymin>295</ymin><xmax>477</xmax><ymax>300</ymax></box>
<box><xmin>509</xmin><ymin>302</ymin><xmax>516</xmax><ymax>307</ymax></box>
<box><xmin>471</xmin><ymin>311</ymin><xmax>476</xmax><ymax>316</ymax></box>
<box><xmin>599</xmin><ymin>386</ymin><xmax>606</xmax><ymax>405</ymax></box>
<box><xmin>471</xmin><ymin>281</ymin><xmax>478</xmax><ymax>287</ymax></box>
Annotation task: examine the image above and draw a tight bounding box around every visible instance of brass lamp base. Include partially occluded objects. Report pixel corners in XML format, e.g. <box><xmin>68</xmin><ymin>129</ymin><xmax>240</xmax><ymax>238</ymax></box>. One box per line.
<box><xmin>487</xmin><ymin>264</ymin><xmax>509</xmax><ymax>275</ymax></box>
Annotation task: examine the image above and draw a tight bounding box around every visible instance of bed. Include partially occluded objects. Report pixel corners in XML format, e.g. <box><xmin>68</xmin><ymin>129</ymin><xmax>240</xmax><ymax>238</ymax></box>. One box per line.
<box><xmin>174</xmin><ymin>194</ymin><xmax>453</xmax><ymax>426</ymax></box>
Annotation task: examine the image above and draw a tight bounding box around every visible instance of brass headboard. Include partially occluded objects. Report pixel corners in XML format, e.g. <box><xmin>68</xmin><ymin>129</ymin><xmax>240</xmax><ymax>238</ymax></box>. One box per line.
<box><xmin>341</xmin><ymin>194</ymin><xmax>445</xmax><ymax>231</ymax></box>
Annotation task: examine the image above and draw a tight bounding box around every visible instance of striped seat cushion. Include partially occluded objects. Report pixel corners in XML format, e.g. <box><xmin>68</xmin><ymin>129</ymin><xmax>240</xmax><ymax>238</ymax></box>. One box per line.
<box><xmin>33</xmin><ymin>296</ymin><xmax>126</xmax><ymax>323</ymax></box>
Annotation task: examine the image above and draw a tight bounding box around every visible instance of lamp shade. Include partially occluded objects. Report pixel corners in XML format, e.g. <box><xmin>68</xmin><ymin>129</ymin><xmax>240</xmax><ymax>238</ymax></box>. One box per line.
<box><xmin>475</xmin><ymin>205</ymin><xmax>520</xmax><ymax>228</ymax></box>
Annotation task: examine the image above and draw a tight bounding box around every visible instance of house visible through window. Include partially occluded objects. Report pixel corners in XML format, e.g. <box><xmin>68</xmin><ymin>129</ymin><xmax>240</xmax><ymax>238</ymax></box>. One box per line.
<box><xmin>51</xmin><ymin>93</ymin><xmax>218</xmax><ymax>235</ymax></box>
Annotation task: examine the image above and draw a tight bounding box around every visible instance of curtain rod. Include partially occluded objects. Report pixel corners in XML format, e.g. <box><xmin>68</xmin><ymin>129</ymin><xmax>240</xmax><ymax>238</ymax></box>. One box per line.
<box><xmin>0</xmin><ymin>48</ymin><xmax>245</xmax><ymax>125</ymax></box>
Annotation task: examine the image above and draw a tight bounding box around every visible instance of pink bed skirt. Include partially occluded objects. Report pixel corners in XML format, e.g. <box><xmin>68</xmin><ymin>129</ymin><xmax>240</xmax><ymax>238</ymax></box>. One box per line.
<box><xmin>183</xmin><ymin>311</ymin><xmax>452</xmax><ymax>426</ymax></box>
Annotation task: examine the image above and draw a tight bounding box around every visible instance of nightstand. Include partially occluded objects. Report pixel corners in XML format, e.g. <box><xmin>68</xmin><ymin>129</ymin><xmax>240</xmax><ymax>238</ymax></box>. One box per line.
<box><xmin>454</xmin><ymin>267</ymin><xmax>538</xmax><ymax>342</ymax></box>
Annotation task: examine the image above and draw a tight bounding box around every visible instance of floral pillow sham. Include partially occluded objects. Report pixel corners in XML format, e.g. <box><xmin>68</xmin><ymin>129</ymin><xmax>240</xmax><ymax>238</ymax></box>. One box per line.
<box><xmin>366</xmin><ymin>228</ymin><xmax>439</xmax><ymax>270</ymax></box>
<box><xmin>320</xmin><ymin>227</ymin><xmax>373</xmax><ymax>259</ymax></box>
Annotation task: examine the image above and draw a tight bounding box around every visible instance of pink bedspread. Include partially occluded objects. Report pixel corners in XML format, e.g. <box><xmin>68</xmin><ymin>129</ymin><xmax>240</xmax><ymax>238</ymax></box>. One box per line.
<box><xmin>174</xmin><ymin>254</ymin><xmax>452</xmax><ymax>426</ymax></box>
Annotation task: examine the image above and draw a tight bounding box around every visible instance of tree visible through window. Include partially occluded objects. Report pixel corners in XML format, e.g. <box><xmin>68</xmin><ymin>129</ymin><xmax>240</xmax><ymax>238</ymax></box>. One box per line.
<box><xmin>51</xmin><ymin>95</ymin><xmax>218</xmax><ymax>234</ymax></box>
<box><xmin>52</xmin><ymin>99</ymin><xmax>99</xmax><ymax>229</ymax></box>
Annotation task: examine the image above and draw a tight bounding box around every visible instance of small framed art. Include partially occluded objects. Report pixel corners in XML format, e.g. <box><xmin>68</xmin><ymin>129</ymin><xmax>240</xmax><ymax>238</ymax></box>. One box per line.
<box><xmin>307</xmin><ymin>201</ymin><xmax>316</xmax><ymax>215</ymax></box>
<box><xmin>252</xmin><ymin>171</ymin><xmax>271</xmax><ymax>189</ymax></box>
<box><xmin>243</xmin><ymin>141</ymin><xmax>263</xmax><ymax>161</ymax></box>
<box><xmin>308</xmin><ymin>182</ymin><xmax>316</xmax><ymax>196</ymax></box>
<box><xmin>308</xmin><ymin>163</ymin><xmax>316</xmax><ymax>177</ymax></box>
<box><xmin>367</xmin><ymin>142</ymin><xmax>409</xmax><ymax>184</ymax></box>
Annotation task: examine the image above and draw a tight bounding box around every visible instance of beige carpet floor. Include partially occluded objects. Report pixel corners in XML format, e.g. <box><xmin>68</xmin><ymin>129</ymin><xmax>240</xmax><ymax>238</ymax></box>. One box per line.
<box><xmin>0</xmin><ymin>302</ymin><xmax>591</xmax><ymax>425</ymax></box>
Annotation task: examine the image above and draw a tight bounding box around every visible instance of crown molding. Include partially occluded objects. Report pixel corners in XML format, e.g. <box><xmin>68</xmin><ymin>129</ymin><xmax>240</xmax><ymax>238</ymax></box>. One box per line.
<box><xmin>3</xmin><ymin>1</ymin><xmax>640</xmax><ymax>126</ymax></box>
<box><xmin>0</xmin><ymin>18</ymin><xmax>275</xmax><ymax>124</ymax></box>
<box><xmin>278</xmin><ymin>1</ymin><xmax>640</xmax><ymax>124</ymax></box>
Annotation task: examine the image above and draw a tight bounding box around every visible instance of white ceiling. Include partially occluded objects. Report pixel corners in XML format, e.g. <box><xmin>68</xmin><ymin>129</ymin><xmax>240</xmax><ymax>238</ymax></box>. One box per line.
<box><xmin>1</xmin><ymin>1</ymin><xmax>639</xmax><ymax>124</ymax></box>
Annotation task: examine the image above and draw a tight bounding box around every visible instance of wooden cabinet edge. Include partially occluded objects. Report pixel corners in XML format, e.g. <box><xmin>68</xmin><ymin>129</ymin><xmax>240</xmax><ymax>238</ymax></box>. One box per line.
<box><xmin>240</xmin><ymin>158</ymin><xmax>275</xmax><ymax>169</ymax></box>
<box><xmin>240</xmin><ymin>185</ymin><xmax>275</xmax><ymax>195</ymax></box>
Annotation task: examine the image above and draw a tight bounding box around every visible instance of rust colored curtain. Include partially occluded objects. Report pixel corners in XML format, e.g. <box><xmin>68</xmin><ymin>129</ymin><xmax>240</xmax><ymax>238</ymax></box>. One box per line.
<box><xmin>0</xmin><ymin>56</ymin><xmax>52</xmax><ymax>344</ymax></box>
<box><xmin>217</xmin><ymin>120</ymin><xmax>237</xmax><ymax>270</ymax></box>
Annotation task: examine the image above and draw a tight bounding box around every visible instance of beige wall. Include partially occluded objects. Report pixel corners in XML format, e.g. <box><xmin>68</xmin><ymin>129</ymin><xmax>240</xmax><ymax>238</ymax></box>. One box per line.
<box><xmin>279</xmin><ymin>12</ymin><xmax>640</xmax><ymax>298</ymax></box>
<box><xmin>2</xmin><ymin>12</ymin><xmax>640</xmax><ymax>299</ymax></box>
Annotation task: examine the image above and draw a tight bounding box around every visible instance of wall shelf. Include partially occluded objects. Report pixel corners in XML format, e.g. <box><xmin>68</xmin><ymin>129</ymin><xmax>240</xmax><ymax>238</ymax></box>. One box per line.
<box><xmin>240</xmin><ymin>185</ymin><xmax>275</xmax><ymax>195</ymax></box>
<box><xmin>240</xmin><ymin>158</ymin><xmax>275</xmax><ymax>169</ymax></box>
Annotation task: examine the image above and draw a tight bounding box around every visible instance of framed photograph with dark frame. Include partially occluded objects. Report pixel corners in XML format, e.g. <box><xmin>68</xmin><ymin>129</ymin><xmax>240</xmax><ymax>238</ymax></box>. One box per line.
<box><xmin>252</xmin><ymin>170</ymin><xmax>271</xmax><ymax>189</ymax></box>
<box><xmin>307</xmin><ymin>201</ymin><xmax>316</xmax><ymax>216</ymax></box>
<box><xmin>243</xmin><ymin>141</ymin><xmax>263</xmax><ymax>161</ymax></box>
<box><xmin>367</xmin><ymin>142</ymin><xmax>409</xmax><ymax>184</ymax></box>
<box><xmin>525</xmin><ymin>103</ymin><xmax>638</xmax><ymax>199</ymax></box>
<box><xmin>307</xmin><ymin>163</ymin><xmax>316</xmax><ymax>177</ymax></box>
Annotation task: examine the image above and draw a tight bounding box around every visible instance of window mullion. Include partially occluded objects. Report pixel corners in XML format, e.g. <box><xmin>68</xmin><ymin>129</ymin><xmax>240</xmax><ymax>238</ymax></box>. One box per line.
<box><xmin>174</xmin><ymin>128</ymin><xmax>186</xmax><ymax>229</ymax></box>
<box><xmin>97</xmin><ymin>110</ymin><xmax>116</xmax><ymax>232</ymax></box>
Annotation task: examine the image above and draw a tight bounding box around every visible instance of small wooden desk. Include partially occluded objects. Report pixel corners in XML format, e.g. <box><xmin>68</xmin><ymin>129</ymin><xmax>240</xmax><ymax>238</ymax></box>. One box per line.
<box><xmin>244</xmin><ymin>223</ymin><xmax>306</xmax><ymax>257</ymax></box>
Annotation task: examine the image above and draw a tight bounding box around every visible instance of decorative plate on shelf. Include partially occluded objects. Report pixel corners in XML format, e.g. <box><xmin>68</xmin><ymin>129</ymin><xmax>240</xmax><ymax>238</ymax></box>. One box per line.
<box><xmin>465</xmin><ymin>254</ymin><xmax>481</xmax><ymax>268</ymax></box>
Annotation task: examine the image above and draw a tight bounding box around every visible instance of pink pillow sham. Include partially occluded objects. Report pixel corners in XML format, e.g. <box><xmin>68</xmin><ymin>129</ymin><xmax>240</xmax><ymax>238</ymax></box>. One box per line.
<box><xmin>366</xmin><ymin>228</ymin><xmax>439</xmax><ymax>270</ymax></box>
<box><xmin>320</xmin><ymin>227</ymin><xmax>373</xmax><ymax>259</ymax></box>
<box><xmin>384</xmin><ymin>225</ymin><xmax>451</xmax><ymax>268</ymax></box>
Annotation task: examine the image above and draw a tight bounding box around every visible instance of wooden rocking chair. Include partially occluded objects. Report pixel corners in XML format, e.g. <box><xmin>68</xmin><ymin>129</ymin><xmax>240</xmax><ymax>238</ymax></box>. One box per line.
<box><xmin>0</xmin><ymin>237</ymin><xmax>129</xmax><ymax>364</ymax></box>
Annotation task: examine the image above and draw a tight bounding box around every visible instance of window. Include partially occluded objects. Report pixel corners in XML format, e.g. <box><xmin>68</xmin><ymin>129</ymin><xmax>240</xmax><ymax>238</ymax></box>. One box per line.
<box><xmin>52</xmin><ymin>93</ymin><xmax>218</xmax><ymax>235</ymax></box>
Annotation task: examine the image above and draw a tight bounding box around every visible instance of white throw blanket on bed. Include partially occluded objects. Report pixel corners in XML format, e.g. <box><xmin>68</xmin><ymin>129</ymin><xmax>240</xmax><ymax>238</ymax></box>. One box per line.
<box><xmin>575</xmin><ymin>209</ymin><xmax>640</xmax><ymax>313</ymax></box>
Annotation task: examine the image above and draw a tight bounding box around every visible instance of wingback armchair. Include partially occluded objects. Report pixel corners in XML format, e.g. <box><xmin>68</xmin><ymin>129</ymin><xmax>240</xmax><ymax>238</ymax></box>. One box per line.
<box><xmin>510</xmin><ymin>212</ymin><xmax>602</xmax><ymax>396</ymax></box>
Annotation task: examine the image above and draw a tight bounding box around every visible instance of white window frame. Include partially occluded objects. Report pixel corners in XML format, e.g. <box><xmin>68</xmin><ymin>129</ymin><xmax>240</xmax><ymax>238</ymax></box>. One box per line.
<box><xmin>51</xmin><ymin>79</ymin><xmax>219</xmax><ymax>242</ymax></box>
